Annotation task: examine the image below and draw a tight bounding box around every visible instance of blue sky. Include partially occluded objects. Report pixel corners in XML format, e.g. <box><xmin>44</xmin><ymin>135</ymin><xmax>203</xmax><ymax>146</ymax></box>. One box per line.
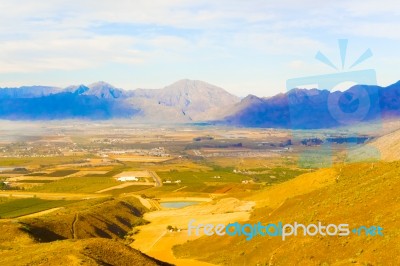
<box><xmin>0</xmin><ymin>0</ymin><xmax>399</xmax><ymax>96</ymax></box>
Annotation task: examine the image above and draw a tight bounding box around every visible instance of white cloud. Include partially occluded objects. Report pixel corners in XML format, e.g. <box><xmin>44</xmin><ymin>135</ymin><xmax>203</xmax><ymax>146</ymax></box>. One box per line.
<box><xmin>0</xmin><ymin>0</ymin><xmax>399</xmax><ymax>94</ymax></box>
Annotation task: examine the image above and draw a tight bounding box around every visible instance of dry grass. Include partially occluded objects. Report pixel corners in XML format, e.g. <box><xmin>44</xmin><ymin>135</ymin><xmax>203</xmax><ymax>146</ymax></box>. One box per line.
<box><xmin>173</xmin><ymin>161</ymin><xmax>400</xmax><ymax>265</ymax></box>
<box><xmin>0</xmin><ymin>235</ymin><xmax>171</xmax><ymax>266</ymax></box>
<box><xmin>20</xmin><ymin>197</ymin><xmax>148</xmax><ymax>242</ymax></box>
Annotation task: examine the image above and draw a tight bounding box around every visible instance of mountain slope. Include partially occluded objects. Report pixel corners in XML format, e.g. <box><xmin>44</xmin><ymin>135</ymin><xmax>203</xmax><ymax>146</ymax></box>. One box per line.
<box><xmin>350</xmin><ymin>126</ymin><xmax>400</xmax><ymax>161</ymax></box>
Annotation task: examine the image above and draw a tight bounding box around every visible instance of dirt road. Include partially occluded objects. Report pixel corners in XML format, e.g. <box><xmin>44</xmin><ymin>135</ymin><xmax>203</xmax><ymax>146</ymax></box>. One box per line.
<box><xmin>149</xmin><ymin>171</ymin><xmax>162</xmax><ymax>187</ymax></box>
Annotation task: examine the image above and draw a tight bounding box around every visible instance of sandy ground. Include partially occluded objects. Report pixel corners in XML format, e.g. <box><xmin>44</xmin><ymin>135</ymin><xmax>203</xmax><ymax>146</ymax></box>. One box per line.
<box><xmin>131</xmin><ymin>197</ymin><xmax>255</xmax><ymax>266</ymax></box>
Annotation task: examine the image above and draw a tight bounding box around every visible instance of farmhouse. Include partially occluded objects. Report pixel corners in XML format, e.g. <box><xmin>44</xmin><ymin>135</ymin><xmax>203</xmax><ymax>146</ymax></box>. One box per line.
<box><xmin>117</xmin><ymin>176</ymin><xmax>138</xmax><ymax>182</ymax></box>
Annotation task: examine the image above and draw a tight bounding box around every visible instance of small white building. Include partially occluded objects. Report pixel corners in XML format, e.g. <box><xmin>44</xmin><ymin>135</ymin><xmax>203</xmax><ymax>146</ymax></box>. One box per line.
<box><xmin>117</xmin><ymin>176</ymin><xmax>138</xmax><ymax>182</ymax></box>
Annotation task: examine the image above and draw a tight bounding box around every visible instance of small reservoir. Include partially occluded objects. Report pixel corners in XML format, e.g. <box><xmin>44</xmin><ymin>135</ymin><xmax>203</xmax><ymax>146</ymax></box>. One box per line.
<box><xmin>160</xmin><ymin>201</ymin><xmax>200</xmax><ymax>209</ymax></box>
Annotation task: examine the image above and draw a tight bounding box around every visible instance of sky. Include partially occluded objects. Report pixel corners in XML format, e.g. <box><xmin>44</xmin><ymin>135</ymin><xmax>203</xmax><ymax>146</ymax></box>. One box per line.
<box><xmin>0</xmin><ymin>0</ymin><xmax>399</xmax><ymax>97</ymax></box>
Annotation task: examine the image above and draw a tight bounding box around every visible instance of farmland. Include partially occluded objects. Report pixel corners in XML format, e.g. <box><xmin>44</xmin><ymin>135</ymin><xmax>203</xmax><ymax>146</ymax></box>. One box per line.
<box><xmin>28</xmin><ymin>176</ymin><xmax>120</xmax><ymax>193</ymax></box>
<box><xmin>0</xmin><ymin>198</ymin><xmax>76</xmax><ymax>218</ymax></box>
<box><xmin>0</xmin><ymin>121</ymin><xmax>395</xmax><ymax>265</ymax></box>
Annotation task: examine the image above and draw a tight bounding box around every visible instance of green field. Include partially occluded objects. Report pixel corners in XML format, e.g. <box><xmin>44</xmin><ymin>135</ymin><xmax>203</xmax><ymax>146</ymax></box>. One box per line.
<box><xmin>249</xmin><ymin>167</ymin><xmax>309</xmax><ymax>184</ymax></box>
<box><xmin>0</xmin><ymin>156</ymin><xmax>89</xmax><ymax>167</ymax></box>
<box><xmin>45</xmin><ymin>170</ymin><xmax>79</xmax><ymax>177</ymax></box>
<box><xmin>15</xmin><ymin>180</ymin><xmax>54</xmax><ymax>183</ymax></box>
<box><xmin>158</xmin><ymin>169</ymin><xmax>246</xmax><ymax>183</ymax></box>
<box><xmin>107</xmin><ymin>185</ymin><xmax>154</xmax><ymax>196</ymax></box>
<box><xmin>29</xmin><ymin>176</ymin><xmax>119</xmax><ymax>193</ymax></box>
<box><xmin>0</xmin><ymin>198</ymin><xmax>76</xmax><ymax>218</ymax></box>
<box><xmin>157</xmin><ymin>166</ymin><xmax>308</xmax><ymax>188</ymax></box>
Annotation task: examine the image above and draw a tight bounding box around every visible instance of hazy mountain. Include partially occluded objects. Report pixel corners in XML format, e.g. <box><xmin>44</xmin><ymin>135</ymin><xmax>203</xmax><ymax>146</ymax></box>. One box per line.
<box><xmin>0</xmin><ymin>92</ymin><xmax>137</xmax><ymax>120</ymax></box>
<box><xmin>129</xmin><ymin>79</ymin><xmax>240</xmax><ymax>122</ymax></box>
<box><xmin>221</xmin><ymin>81</ymin><xmax>400</xmax><ymax>129</ymax></box>
<box><xmin>0</xmin><ymin>86</ymin><xmax>62</xmax><ymax>99</ymax></box>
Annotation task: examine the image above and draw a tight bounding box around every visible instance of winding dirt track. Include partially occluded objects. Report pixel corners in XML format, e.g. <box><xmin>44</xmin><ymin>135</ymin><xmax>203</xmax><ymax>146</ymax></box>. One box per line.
<box><xmin>71</xmin><ymin>214</ymin><xmax>79</xmax><ymax>239</ymax></box>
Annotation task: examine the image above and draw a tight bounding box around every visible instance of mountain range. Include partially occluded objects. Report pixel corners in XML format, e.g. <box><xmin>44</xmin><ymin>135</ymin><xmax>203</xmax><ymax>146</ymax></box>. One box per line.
<box><xmin>1</xmin><ymin>79</ymin><xmax>400</xmax><ymax>129</ymax></box>
<box><xmin>223</xmin><ymin>81</ymin><xmax>400</xmax><ymax>129</ymax></box>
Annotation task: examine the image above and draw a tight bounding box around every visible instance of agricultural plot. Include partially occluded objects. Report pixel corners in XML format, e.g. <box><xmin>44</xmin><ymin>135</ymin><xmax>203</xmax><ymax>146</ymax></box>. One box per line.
<box><xmin>110</xmin><ymin>155</ymin><xmax>172</xmax><ymax>163</ymax></box>
<box><xmin>28</xmin><ymin>176</ymin><xmax>119</xmax><ymax>193</ymax></box>
<box><xmin>246</xmin><ymin>167</ymin><xmax>310</xmax><ymax>184</ymax></box>
<box><xmin>0</xmin><ymin>198</ymin><xmax>76</xmax><ymax>218</ymax></box>
<box><xmin>105</xmin><ymin>185</ymin><xmax>154</xmax><ymax>196</ymax></box>
<box><xmin>44</xmin><ymin>170</ymin><xmax>79</xmax><ymax>177</ymax></box>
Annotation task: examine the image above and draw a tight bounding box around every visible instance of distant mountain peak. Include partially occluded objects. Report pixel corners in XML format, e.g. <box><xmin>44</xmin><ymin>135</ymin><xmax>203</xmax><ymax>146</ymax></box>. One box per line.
<box><xmin>129</xmin><ymin>79</ymin><xmax>240</xmax><ymax>122</ymax></box>
<box><xmin>238</xmin><ymin>94</ymin><xmax>265</xmax><ymax>107</ymax></box>
<box><xmin>88</xmin><ymin>81</ymin><xmax>116</xmax><ymax>89</ymax></box>
<box><xmin>83</xmin><ymin>82</ymin><xmax>125</xmax><ymax>99</ymax></box>
<box><xmin>65</xmin><ymin>84</ymin><xmax>90</xmax><ymax>95</ymax></box>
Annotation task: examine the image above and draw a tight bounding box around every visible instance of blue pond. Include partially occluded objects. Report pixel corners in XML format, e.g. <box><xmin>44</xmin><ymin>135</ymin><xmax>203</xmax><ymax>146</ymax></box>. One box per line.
<box><xmin>160</xmin><ymin>201</ymin><xmax>200</xmax><ymax>209</ymax></box>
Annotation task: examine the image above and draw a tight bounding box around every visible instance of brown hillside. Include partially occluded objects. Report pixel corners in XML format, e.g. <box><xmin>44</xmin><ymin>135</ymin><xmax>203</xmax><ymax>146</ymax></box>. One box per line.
<box><xmin>0</xmin><ymin>197</ymin><xmax>171</xmax><ymax>266</ymax></box>
<box><xmin>174</xmin><ymin>161</ymin><xmax>400</xmax><ymax>265</ymax></box>
<box><xmin>20</xmin><ymin>197</ymin><xmax>148</xmax><ymax>242</ymax></box>
<box><xmin>0</xmin><ymin>233</ymin><xmax>171</xmax><ymax>266</ymax></box>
